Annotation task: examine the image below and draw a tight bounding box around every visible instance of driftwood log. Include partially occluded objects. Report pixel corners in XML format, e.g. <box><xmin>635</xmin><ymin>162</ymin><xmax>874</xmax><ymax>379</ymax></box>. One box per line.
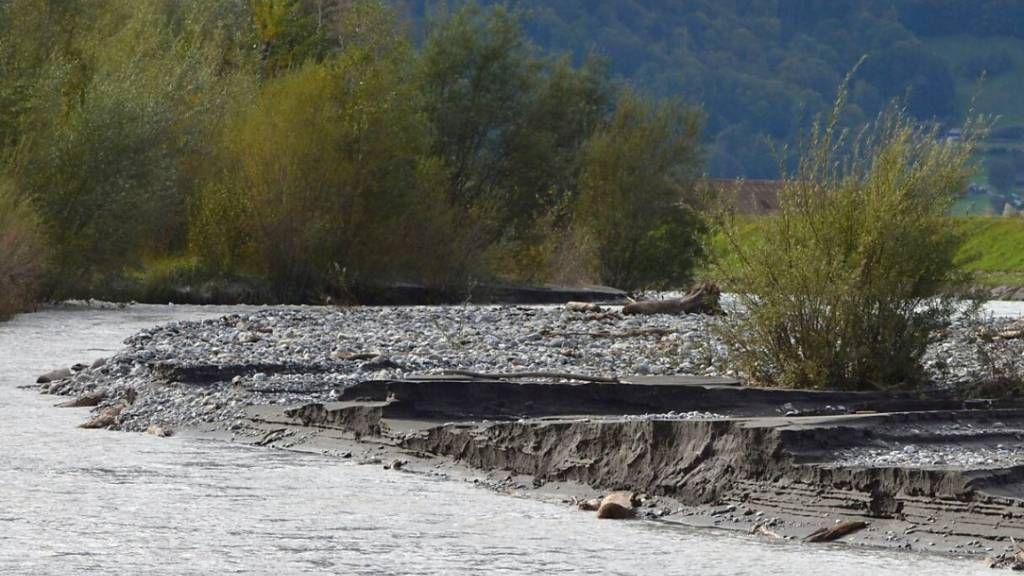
<box><xmin>441</xmin><ymin>369</ymin><xmax>620</xmax><ymax>384</ymax></box>
<box><xmin>803</xmin><ymin>521</ymin><xmax>868</xmax><ymax>543</ymax></box>
<box><xmin>622</xmin><ymin>284</ymin><xmax>723</xmax><ymax>316</ymax></box>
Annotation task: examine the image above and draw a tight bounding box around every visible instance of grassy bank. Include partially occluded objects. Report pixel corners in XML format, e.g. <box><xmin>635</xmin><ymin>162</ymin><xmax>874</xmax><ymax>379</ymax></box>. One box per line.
<box><xmin>707</xmin><ymin>216</ymin><xmax>1024</xmax><ymax>289</ymax></box>
<box><xmin>955</xmin><ymin>217</ymin><xmax>1024</xmax><ymax>286</ymax></box>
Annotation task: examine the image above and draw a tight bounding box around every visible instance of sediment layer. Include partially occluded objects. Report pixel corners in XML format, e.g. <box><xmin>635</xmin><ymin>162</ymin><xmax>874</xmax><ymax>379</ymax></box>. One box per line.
<box><xmin>247</xmin><ymin>377</ymin><xmax>1024</xmax><ymax>559</ymax></box>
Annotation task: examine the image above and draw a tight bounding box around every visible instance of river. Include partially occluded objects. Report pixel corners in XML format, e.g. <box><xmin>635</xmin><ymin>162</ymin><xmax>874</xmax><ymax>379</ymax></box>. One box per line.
<box><xmin>0</xmin><ymin>304</ymin><xmax>1002</xmax><ymax>575</ymax></box>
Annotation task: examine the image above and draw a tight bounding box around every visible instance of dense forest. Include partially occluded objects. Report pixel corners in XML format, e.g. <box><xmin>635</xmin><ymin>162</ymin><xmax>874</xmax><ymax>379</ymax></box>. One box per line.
<box><xmin>419</xmin><ymin>0</ymin><xmax>1024</xmax><ymax>179</ymax></box>
<box><xmin>1</xmin><ymin>0</ymin><xmax>1020</xmax><ymax>317</ymax></box>
<box><xmin>0</xmin><ymin>0</ymin><xmax>706</xmax><ymax>315</ymax></box>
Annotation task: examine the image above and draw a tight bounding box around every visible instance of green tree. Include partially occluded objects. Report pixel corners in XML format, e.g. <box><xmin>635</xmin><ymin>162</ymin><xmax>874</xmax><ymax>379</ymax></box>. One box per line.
<box><xmin>0</xmin><ymin>175</ymin><xmax>45</xmax><ymax>319</ymax></box>
<box><xmin>10</xmin><ymin>0</ymin><xmax>253</xmax><ymax>293</ymax></box>
<box><xmin>501</xmin><ymin>54</ymin><xmax>612</xmax><ymax>227</ymax></box>
<box><xmin>418</xmin><ymin>2</ymin><xmax>534</xmax><ymax>209</ymax></box>
<box><xmin>251</xmin><ymin>0</ymin><xmax>326</xmax><ymax>76</ymax></box>
<box><xmin>574</xmin><ymin>90</ymin><xmax>705</xmax><ymax>291</ymax></box>
<box><xmin>194</xmin><ymin>1</ymin><xmax>453</xmax><ymax>298</ymax></box>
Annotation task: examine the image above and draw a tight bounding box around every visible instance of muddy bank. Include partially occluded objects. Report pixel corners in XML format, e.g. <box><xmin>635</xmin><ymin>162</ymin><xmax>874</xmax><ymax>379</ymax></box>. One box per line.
<box><xmin>235</xmin><ymin>377</ymin><xmax>1024</xmax><ymax>562</ymax></box>
<box><xmin>32</xmin><ymin>302</ymin><xmax>1024</xmax><ymax>567</ymax></box>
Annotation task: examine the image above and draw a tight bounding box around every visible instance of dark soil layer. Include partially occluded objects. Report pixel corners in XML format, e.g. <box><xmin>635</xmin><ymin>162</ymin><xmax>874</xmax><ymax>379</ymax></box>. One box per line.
<box><xmin>104</xmin><ymin>279</ymin><xmax>628</xmax><ymax>306</ymax></box>
<box><xmin>236</xmin><ymin>377</ymin><xmax>1024</xmax><ymax>561</ymax></box>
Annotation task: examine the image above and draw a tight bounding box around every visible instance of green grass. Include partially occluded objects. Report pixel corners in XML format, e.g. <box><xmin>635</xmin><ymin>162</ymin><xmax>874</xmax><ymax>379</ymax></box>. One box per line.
<box><xmin>705</xmin><ymin>216</ymin><xmax>1024</xmax><ymax>288</ymax></box>
<box><xmin>955</xmin><ymin>217</ymin><xmax>1024</xmax><ymax>274</ymax></box>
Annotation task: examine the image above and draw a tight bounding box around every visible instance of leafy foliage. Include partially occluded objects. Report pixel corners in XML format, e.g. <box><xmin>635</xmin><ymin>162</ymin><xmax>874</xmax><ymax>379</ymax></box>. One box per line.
<box><xmin>717</xmin><ymin>84</ymin><xmax>981</xmax><ymax>391</ymax></box>
<box><xmin>0</xmin><ymin>176</ymin><xmax>44</xmax><ymax>319</ymax></box>
<box><xmin>4</xmin><ymin>0</ymin><xmax>254</xmax><ymax>294</ymax></box>
<box><xmin>574</xmin><ymin>91</ymin><xmax>705</xmax><ymax>291</ymax></box>
<box><xmin>0</xmin><ymin>0</ymin><xmax>708</xmax><ymax>304</ymax></box>
<box><xmin>194</xmin><ymin>15</ymin><xmax>445</xmax><ymax>299</ymax></box>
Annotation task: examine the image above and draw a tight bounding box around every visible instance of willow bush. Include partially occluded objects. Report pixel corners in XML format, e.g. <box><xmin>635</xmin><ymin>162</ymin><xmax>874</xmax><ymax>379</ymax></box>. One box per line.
<box><xmin>0</xmin><ymin>178</ymin><xmax>45</xmax><ymax>319</ymax></box>
<box><xmin>717</xmin><ymin>87</ymin><xmax>981</xmax><ymax>391</ymax></box>
<box><xmin>191</xmin><ymin>3</ymin><xmax>457</xmax><ymax>300</ymax></box>
<box><xmin>9</xmin><ymin>0</ymin><xmax>252</xmax><ymax>294</ymax></box>
<box><xmin>574</xmin><ymin>90</ymin><xmax>705</xmax><ymax>291</ymax></box>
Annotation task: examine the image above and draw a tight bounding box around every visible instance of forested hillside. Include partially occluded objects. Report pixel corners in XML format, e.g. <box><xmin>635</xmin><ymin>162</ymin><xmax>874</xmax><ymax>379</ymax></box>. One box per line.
<box><xmin>407</xmin><ymin>1</ymin><xmax>1024</xmax><ymax>180</ymax></box>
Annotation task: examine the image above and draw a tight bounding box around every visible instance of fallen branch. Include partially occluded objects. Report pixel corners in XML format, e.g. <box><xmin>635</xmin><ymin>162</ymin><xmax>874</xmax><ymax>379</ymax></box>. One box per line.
<box><xmin>622</xmin><ymin>283</ymin><xmax>723</xmax><ymax>316</ymax></box>
<box><xmin>989</xmin><ymin>536</ymin><xmax>1024</xmax><ymax>569</ymax></box>
<box><xmin>803</xmin><ymin>520</ymin><xmax>868</xmax><ymax>543</ymax></box>
<box><xmin>542</xmin><ymin>328</ymin><xmax>672</xmax><ymax>339</ymax></box>
<box><xmin>440</xmin><ymin>369</ymin><xmax>620</xmax><ymax>384</ymax></box>
<box><xmin>331</xmin><ymin>351</ymin><xmax>379</xmax><ymax>361</ymax></box>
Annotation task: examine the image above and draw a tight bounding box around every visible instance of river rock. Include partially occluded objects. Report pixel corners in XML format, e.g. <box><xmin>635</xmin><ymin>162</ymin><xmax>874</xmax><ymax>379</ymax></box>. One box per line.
<box><xmin>146</xmin><ymin>424</ymin><xmax>172</xmax><ymax>437</ymax></box>
<box><xmin>57</xmin><ymin>389</ymin><xmax>108</xmax><ymax>408</ymax></box>
<box><xmin>79</xmin><ymin>404</ymin><xmax>126</xmax><ymax>429</ymax></box>
<box><xmin>37</xmin><ymin>367</ymin><xmax>72</xmax><ymax>384</ymax></box>
<box><xmin>597</xmin><ymin>491</ymin><xmax>637</xmax><ymax>519</ymax></box>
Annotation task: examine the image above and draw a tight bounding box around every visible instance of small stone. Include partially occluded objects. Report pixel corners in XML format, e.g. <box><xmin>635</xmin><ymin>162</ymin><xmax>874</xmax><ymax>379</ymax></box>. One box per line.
<box><xmin>146</xmin><ymin>424</ymin><xmax>172</xmax><ymax>438</ymax></box>
<box><xmin>37</xmin><ymin>367</ymin><xmax>72</xmax><ymax>384</ymax></box>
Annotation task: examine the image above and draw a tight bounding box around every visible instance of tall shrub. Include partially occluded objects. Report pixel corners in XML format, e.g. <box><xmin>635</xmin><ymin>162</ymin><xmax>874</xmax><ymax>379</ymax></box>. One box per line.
<box><xmin>717</xmin><ymin>87</ymin><xmax>980</xmax><ymax>391</ymax></box>
<box><xmin>192</xmin><ymin>2</ymin><xmax>452</xmax><ymax>299</ymax></box>
<box><xmin>11</xmin><ymin>0</ymin><xmax>253</xmax><ymax>294</ymax></box>
<box><xmin>573</xmin><ymin>90</ymin><xmax>705</xmax><ymax>291</ymax></box>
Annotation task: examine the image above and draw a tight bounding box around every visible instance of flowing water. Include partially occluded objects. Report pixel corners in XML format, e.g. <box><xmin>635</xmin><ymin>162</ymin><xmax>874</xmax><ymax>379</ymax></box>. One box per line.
<box><xmin>0</xmin><ymin>304</ymin><xmax>1007</xmax><ymax>575</ymax></box>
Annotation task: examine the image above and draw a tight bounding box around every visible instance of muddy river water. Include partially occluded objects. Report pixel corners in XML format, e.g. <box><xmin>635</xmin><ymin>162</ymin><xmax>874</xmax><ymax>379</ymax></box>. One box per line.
<box><xmin>2</xmin><ymin>304</ymin><xmax>1010</xmax><ymax>575</ymax></box>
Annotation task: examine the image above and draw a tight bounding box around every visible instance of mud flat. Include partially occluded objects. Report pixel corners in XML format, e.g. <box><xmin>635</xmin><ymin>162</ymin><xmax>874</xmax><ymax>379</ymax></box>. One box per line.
<box><xmin>32</xmin><ymin>303</ymin><xmax>1024</xmax><ymax>567</ymax></box>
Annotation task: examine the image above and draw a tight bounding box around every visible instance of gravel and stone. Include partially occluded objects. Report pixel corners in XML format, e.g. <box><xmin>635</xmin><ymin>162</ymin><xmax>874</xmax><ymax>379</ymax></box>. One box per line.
<box><xmin>36</xmin><ymin>302</ymin><xmax>1024</xmax><ymax>450</ymax></box>
<box><xmin>832</xmin><ymin>442</ymin><xmax>1024</xmax><ymax>469</ymax></box>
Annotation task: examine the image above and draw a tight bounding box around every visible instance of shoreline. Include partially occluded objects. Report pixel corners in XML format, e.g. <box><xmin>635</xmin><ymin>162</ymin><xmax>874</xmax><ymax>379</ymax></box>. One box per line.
<box><xmin>176</xmin><ymin>400</ymin><xmax>1008</xmax><ymax>563</ymax></box>
<box><xmin>32</xmin><ymin>301</ymin><xmax>1024</xmax><ymax>568</ymax></box>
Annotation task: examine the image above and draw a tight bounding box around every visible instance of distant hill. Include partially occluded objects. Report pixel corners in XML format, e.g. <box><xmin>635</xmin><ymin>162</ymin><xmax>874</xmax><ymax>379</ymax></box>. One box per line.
<box><xmin>411</xmin><ymin>0</ymin><xmax>1024</xmax><ymax>189</ymax></box>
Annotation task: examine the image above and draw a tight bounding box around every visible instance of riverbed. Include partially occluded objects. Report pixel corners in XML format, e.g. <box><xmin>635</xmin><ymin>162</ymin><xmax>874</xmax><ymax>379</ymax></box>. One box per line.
<box><xmin>0</xmin><ymin>304</ymin><xmax>999</xmax><ymax>575</ymax></box>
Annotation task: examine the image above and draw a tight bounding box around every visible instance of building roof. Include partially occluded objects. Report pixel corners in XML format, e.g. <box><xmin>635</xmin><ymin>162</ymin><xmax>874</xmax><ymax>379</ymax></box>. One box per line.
<box><xmin>707</xmin><ymin>178</ymin><xmax>783</xmax><ymax>215</ymax></box>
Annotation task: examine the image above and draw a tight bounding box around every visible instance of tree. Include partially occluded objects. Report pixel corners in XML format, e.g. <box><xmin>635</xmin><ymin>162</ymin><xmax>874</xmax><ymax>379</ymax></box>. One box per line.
<box><xmin>0</xmin><ymin>176</ymin><xmax>45</xmax><ymax>319</ymax></box>
<box><xmin>574</xmin><ymin>90</ymin><xmax>705</xmax><ymax>291</ymax></box>
<box><xmin>10</xmin><ymin>0</ymin><xmax>252</xmax><ymax>293</ymax></box>
<box><xmin>193</xmin><ymin>1</ymin><xmax>453</xmax><ymax>299</ymax></box>
<box><xmin>418</xmin><ymin>2</ymin><xmax>534</xmax><ymax>209</ymax></box>
<box><xmin>251</xmin><ymin>0</ymin><xmax>327</xmax><ymax>76</ymax></box>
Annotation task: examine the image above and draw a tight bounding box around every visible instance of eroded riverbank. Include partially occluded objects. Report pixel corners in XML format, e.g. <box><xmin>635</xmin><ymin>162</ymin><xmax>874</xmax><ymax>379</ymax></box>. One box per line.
<box><xmin>26</xmin><ymin>301</ymin><xmax>1024</xmax><ymax>572</ymax></box>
